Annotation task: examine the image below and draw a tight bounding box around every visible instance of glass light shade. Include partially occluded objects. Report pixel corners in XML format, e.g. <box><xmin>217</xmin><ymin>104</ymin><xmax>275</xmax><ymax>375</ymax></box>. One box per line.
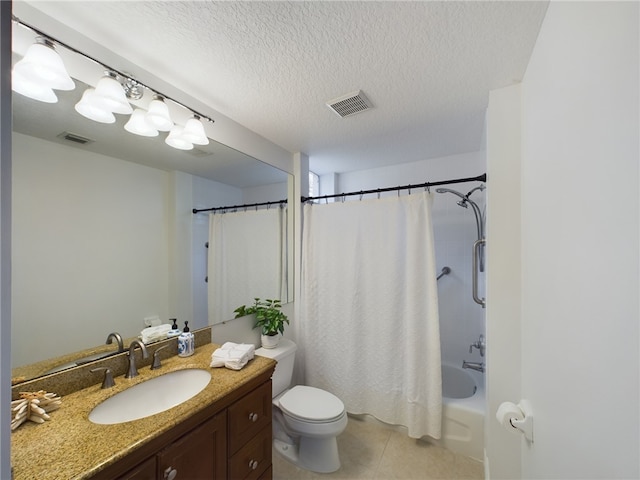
<box><xmin>12</xmin><ymin>70</ymin><xmax>58</xmax><ymax>103</ymax></box>
<box><xmin>165</xmin><ymin>126</ymin><xmax>193</xmax><ymax>150</ymax></box>
<box><xmin>181</xmin><ymin>116</ymin><xmax>209</xmax><ymax>145</ymax></box>
<box><xmin>13</xmin><ymin>39</ymin><xmax>75</xmax><ymax>91</ymax></box>
<box><xmin>74</xmin><ymin>88</ymin><xmax>116</xmax><ymax>123</ymax></box>
<box><xmin>93</xmin><ymin>74</ymin><xmax>133</xmax><ymax>114</ymax></box>
<box><xmin>146</xmin><ymin>97</ymin><xmax>173</xmax><ymax>131</ymax></box>
<box><xmin>124</xmin><ymin>109</ymin><xmax>159</xmax><ymax>137</ymax></box>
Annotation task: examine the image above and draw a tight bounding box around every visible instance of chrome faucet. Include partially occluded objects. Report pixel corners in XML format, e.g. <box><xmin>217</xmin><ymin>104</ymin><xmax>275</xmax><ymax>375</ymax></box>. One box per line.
<box><xmin>462</xmin><ymin>360</ymin><xmax>485</xmax><ymax>373</ymax></box>
<box><xmin>106</xmin><ymin>332</ymin><xmax>124</xmax><ymax>353</ymax></box>
<box><xmin>125</xmin><ymin>340</ymin><xmax>149</xmax><ymax>378</ymax></box>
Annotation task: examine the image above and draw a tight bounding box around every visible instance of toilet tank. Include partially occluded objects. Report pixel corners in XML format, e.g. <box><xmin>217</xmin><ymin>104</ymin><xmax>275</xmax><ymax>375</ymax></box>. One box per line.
<box><xmin>255</xmin><ymin>339</ymin><xmax>297</xmax><ymax>397</ymax></box>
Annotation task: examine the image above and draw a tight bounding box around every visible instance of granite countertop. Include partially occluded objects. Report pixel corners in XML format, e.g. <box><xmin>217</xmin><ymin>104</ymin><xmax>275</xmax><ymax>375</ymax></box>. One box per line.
<box><xmin>11</xmin><ymin>343</ymin><xmax>275</xmax><ymax>480</ymax></box>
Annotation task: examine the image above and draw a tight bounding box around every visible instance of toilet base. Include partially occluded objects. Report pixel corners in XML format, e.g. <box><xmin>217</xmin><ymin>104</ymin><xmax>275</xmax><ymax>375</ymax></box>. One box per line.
<box><xmin>274</xmin><ymin>436</ymin><xmax>341</xmax><ymax>473</ymax></box>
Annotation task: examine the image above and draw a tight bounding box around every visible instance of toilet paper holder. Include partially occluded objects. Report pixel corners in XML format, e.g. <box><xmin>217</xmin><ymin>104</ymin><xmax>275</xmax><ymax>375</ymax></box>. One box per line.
<box><xmin>496</xmin><ymin>399</ymin><xmax>534</xmax><ymax>443</ymax></box>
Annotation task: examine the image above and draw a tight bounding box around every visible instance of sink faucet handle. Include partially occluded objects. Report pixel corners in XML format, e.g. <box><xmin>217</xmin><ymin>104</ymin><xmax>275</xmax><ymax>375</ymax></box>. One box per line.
<box><xmin>151</xmin><ymin>345</ymin><xmax>169</xmax><ymax>370</ymax></box>
<box><xmin>90</xmin><ymin>367</ymin><xmax>115</xmax><ymax>389</ymax></box>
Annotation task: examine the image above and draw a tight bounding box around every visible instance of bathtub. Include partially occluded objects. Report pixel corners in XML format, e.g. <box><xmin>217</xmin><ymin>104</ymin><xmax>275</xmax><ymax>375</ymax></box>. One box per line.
<box><xmin>345</xmin><ymin>362</ymin><xmax>485</xmax><ymax>461</ymax></box>
<box><xmin>431</xmin><ymin>362</ymin><xmax>485</xmax><ymax>460</ymax></box>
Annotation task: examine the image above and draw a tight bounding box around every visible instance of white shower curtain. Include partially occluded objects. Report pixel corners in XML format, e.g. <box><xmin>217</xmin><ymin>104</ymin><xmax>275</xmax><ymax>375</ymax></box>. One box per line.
<box><xmin>208</xmin><ymin>207</ymin><xmax>287</xmax><ymax>325</ymax></box>
<box><xmin>301</xmin><ymin>192</ymin><xmax>442</xmax><ymax>439</ymax></box>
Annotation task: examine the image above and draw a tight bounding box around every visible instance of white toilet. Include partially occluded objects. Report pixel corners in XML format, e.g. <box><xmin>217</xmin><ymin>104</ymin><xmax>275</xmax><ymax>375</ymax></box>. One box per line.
<box><xmin>256</xmin><ymin>339</ymin><xmax>348</xmax><ymax>473</ymax></box>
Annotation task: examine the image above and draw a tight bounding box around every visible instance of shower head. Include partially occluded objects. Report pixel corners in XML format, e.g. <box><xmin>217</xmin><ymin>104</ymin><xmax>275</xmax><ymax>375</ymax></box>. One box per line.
<box><xmin>435</xmin><ymin>187</ymin><xmax>466</xmax><ymax>200</ymax></box>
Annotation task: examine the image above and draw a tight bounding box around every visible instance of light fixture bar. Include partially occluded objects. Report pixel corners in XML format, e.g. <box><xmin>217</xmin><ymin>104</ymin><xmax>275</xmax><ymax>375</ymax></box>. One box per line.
<box><xmin>12</xmin><ymin>15</ymin><xmax>215</xmax><ymax>126</ymax></box>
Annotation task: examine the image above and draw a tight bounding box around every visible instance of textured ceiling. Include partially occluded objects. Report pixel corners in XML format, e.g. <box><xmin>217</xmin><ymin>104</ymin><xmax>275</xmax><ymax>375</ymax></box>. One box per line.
<box><xmin>20</xmin><ymin>1</ymin><xmax>548</xmax><ymax>176</ymax></box>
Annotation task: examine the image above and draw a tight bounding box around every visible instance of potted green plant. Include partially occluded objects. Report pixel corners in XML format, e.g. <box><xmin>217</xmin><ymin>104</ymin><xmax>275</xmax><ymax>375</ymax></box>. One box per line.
<box><xmin>234</xmin><ymin>298</ymin><xmax>289</xmax><ymax>348</ymax></box>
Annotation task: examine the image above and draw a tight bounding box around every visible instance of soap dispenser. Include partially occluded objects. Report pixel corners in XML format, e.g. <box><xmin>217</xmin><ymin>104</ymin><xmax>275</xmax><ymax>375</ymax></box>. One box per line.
<box><xmin>178</xmin><ymin>321</ymin><xmax>194</xmax><ymax>357</ymax></box>
<box><xmin>167</xmin><ymin>318</ymin><xmax>181</xmax><ymax>338</ymax></box>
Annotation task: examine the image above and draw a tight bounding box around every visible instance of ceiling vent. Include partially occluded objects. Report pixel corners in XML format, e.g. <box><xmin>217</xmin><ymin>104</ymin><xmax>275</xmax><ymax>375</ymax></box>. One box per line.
<box><xmin>326</xmin><ymin>90</ymin><xmax>374</xmax><ymax>118</ymax></box>
<box><xmin>185</xmin><ymin>147</ymin><xmax>213</xmax><ymax>157</ymax></box>
<box><xmin>57</xmin><ymin>131</ymin><xmax>94</xmax><ymax>145</ymax></box>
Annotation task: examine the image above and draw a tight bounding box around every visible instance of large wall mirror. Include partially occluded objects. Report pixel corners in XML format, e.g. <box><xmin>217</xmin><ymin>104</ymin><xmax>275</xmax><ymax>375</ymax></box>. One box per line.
<box><xmin>11</xmin><ymin>18</ymin><xmax>293</xmax><ymax>383</ymax></box>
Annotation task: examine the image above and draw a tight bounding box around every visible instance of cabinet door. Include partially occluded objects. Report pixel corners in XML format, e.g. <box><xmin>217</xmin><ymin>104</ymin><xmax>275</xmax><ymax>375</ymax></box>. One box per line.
<box><xmin>157</xmin><ymin>411</ymin><xmax>227</xmax><ymax>480</ymax></box>
<box><xmin>116</xmin><ymin>457</ymin><xmax>156</xmax><ymax>480</ymax></box>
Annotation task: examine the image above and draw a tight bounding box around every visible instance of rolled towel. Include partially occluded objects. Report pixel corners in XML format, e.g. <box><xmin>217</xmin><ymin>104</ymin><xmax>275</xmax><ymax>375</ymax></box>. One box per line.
<box><xmin>210</xmin><ymin>342</ymin><xmax>255</xmax><ymax>370</ymax></box>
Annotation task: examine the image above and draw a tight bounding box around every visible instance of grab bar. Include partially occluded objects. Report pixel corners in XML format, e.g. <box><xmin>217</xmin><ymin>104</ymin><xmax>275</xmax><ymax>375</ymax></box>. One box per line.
<box><xmin>437</xmin><ymin>266</ymin><xmax>451</xmax><ymax>281</ymax></box>
<box><xmin>473</xmin><ymin>239</ymin><xmax>486</xmax><ymax>308</ymax></box>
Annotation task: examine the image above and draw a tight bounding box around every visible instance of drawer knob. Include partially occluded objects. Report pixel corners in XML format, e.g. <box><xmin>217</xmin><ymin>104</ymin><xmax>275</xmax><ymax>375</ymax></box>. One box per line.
<box><xmin>249</xmin><ymin>460</ymin><xmax>259</xmax><ymax>470</ymax></box>
<box><xmin>164</xmin><ymin>466</ymin><xmax>178</xmax><ymax>480</ymax></box>
<box><xmin>249</xmin><ymin>412</ymin><xmax>259</xmax><ymax>422</ymax></box>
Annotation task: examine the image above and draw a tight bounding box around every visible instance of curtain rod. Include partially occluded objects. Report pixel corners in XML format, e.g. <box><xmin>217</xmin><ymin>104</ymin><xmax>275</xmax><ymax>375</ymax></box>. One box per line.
<box><xmin>192</xmin><ymin>199</ymin><xmax>287</xmax><ymax>214</ymax></box>
<box><xmin>301</xmin><ymin>173</ymin><xmax>486</xmax><ymax>203</ymax></box>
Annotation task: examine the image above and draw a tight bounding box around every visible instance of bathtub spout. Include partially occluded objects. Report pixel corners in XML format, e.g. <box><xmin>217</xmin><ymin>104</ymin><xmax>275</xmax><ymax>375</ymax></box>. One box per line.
<box><xmin>462</xmin><ymin>360</ymin><xmax>485</xmax><ymax>373</ymax></box>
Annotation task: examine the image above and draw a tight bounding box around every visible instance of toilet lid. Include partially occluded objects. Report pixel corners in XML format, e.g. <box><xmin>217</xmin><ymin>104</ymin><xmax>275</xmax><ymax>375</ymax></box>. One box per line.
<box><xmin>279</xmin><ymin>386</ymin><xmax>345</xmax><ymax>422</ymax></box>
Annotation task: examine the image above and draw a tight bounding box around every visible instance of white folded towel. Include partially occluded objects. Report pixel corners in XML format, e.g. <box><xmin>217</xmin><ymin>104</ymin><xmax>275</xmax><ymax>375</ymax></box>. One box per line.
<box><xmin>140</xmin><ymin>324</ymin><xmax>171</xmax><ymax>344</ymax></box>
<box><xmin>210</xmin><ymin>342</ymin><xmax>255</xmax><ymax>370</ymax></box>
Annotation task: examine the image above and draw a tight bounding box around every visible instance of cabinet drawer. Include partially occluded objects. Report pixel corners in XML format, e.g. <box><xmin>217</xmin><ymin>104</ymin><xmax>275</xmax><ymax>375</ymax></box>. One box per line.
<box><xmin>228</xmin><ymin>425</ymin><xmax>271</xmax><ymax>480</ymax></box>
<box><xmin>228</xmin><ymin>380</ymin><xmax>272</xmax><ymax>454</ymax></box>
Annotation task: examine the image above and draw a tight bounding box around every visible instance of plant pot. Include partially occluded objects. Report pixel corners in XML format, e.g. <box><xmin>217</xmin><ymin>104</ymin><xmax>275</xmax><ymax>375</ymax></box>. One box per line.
<box><xmin>261</xmin><ymin>333</ymin><xmax>281</xmax><ymax>349</ymax></box>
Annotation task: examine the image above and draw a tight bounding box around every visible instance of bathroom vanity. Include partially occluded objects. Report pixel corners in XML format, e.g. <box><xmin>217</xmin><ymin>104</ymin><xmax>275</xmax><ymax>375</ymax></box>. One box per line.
<box><xmin>10</xmin><ymin>343</ymin><xmax>275</xmax><ymax>480</ymax></box>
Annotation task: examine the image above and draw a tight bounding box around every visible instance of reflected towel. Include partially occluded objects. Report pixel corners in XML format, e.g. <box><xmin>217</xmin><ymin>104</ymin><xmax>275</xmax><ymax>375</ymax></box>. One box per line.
<box><xmin>210</xmin><ymin>342</ymin><xmax>255</xmax><ymax>370</ymax></box>
<box><xmin>140</xmin><ymin>324</ymin><xmax>171</xmax><ymax>344</ymax></box>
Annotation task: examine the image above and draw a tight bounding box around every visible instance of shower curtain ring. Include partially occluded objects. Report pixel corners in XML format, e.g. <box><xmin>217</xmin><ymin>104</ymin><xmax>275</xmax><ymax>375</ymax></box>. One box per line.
<box><xmin>359</xmin><ymin>191</ymin><xmax>364</xmax><ymax>201</ymax></box>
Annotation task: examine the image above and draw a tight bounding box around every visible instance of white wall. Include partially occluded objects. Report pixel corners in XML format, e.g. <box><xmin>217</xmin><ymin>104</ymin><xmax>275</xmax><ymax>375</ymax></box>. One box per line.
<box><xmin>485</xmin><ymin>83</ymin><xmax>522</xmax><ymax>479</ymax></box>
<box><xmin>330</xmin><ymin>152</ymin><xmax>487</xmax><ymax>366</ymax></box>
<box><xmin>519</xmin><ymin>2</ymin><xmax>639</xmax><ymax>477</ymax></box>
<box><xmin>487</xmin><ymin>2</ymin><xmax>639</xmax><ymax>478</ymax></box>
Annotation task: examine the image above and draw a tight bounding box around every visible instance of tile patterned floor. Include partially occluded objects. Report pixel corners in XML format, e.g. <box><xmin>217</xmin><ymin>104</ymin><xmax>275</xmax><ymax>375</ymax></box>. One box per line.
<box><xmin>272</xmin><ymin>415</ymin><xmax>484</xmax><ymax>479</ymax></box>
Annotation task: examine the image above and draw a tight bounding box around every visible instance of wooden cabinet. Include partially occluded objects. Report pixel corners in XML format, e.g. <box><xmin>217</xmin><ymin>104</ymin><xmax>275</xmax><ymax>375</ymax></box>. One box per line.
<box><xmin>117</xmin><ymin>457</ymin><xmax>156</xmax><ymax>480</ymax></box>
<box><xmin>104</xmin><ymin>377</ymin><xmax>272</xmax><ymax>480</ymax></box>
<box><xmin>227</xmin><ymin>380</ymin><xmax>272</xmax><ymax>479</ymax></box>
<box><xmin>157</xmin><ymin>413</ymin><xmax>227</xmax><ymax>479</ymax></box>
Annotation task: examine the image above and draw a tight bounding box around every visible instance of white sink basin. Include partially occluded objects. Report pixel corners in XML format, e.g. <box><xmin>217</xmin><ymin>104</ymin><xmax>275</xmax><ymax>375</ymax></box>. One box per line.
<box><xmin>89</xmin><ymin>369</ymin><xmax>211</xmax><ymax>424</ymax></box>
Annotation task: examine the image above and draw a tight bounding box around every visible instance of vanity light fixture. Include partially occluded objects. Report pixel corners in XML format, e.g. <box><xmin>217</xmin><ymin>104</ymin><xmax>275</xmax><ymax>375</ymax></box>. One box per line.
<box><xmin>12</xmin><ymin>69</ymin><xmax>58</xmax><ymax>103</ymax></box>
<box><xmin>165</xmin><ymin>126</ymin><xmax>194</xmax><ymax>150</ymax></box>
<box><xmin>91</xmin><ymin>71</ymin><xmax>134</xmax><ymax>115</ymax></box>
<box><xmin>74</xmin><ymin>88</ymin><xmax>116</xmax><ymax>124</ymax></box>
<box><xmin>146</xmin><ymin>96</ymin><xmax>173</xmax><ymax>131</ymax></box>
<box><xmin>12</xmin><ymin>16</ymin><xmax>216</xmax><ymax>152</ymax></box>
<box><xmin>124</xmin><ymin>108</ymin><xmax>159</xmax><ymax>137</ymax></box>
<box><xmin>12</xmin><ymin>37</ymin><xmax>74</xmax><ymax>90</ymax></box>
<box><xmin>181</xmin><ymin>116</ymin><xmax>209</xmax><ymax>146</ymax></box>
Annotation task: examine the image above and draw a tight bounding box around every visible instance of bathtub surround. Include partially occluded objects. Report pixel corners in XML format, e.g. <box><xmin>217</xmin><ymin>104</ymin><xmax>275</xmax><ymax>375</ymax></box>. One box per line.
<box><xmin>301</xmin><ymin>192</ymin><xmax>441</xmax><ymax>439</ymax></box>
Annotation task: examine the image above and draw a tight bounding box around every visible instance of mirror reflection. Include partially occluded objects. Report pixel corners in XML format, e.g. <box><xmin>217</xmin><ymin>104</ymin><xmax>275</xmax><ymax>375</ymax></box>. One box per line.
<box><xmin>11</xmin><ymin>77</ymin><xmax>291</xmax><ymax>383</ymax></box>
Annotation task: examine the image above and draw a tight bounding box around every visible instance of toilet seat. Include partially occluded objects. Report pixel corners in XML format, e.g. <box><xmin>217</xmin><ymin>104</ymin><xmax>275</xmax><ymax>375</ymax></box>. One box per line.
<box><xmin>279</xmin><ymin>386</ymin><xmax>345</xmax><ymax>423</ymax></box>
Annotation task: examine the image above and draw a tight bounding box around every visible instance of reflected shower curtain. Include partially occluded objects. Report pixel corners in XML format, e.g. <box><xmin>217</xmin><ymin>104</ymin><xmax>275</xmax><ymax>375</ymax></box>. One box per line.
<box><xmin>301</xmin><ymin>192</ymin><xmax>442</xmax><ymax>439</ymax></box>
<box><xmin>208</xmin><ymin>207</ymin><xmax>287</xmax><ymax>325</ymax></box>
